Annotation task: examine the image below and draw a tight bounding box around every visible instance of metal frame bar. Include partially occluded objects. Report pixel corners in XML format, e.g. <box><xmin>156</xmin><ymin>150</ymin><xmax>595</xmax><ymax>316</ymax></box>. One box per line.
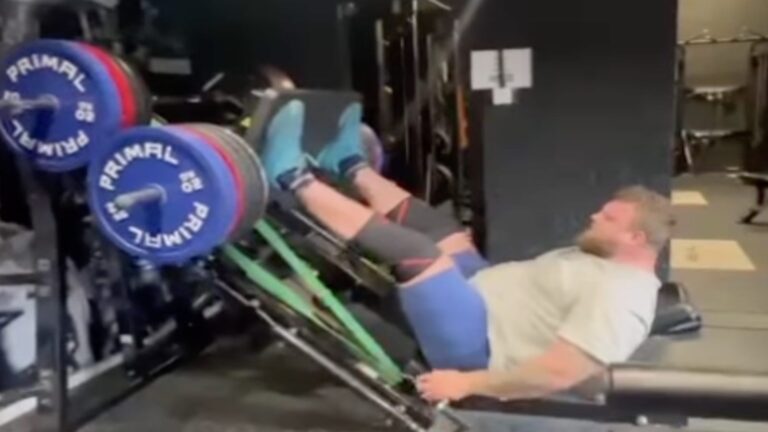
<box><xmin>408</xmin><ymin>0</ymin><xmax>425</xmax><ymax>195</ymax></box>
<box><xmin>680</xmin><ymin>34</ymin><xmax>768</xmax><ymax>46</ymax></box>
<box><xmin>375</xmin><ymin>18</ymin><xmax>393</xmax><ymax>139</ymax></box>
<box><xmin>213</xmin><ymin>275</ymin><xmax>468</xmax><ymax>432</ymax></box>
<box><xmin>679</xmin><ymin>27</ymin><xmax>768</xmax><ymax>46</ymax></box>
<box><xmin>17</xmin><ymin>165</ymin><xmax>68</xmax><ymax>432</ymax></box>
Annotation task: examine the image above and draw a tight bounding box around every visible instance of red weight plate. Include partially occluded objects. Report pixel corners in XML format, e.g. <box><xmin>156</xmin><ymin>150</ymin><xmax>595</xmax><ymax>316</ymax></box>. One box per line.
<box><xmin>180</xmin><ymin>125</ymin><xmax>245</xmax><ymax>235</ymax></box>
<box><xmin>78</xmin><ymin>44</ymin><xmax>137</xmax><ymax>127</ymax></box>
<box><xmin>191</xmin><ymin>124</ymin><xmax>263</xmax><ymax>238</ymax></box>
<box><xmin>112</xmin><ymin>56</ymin><xmax>152</xmax><ymax>125</ymax></box>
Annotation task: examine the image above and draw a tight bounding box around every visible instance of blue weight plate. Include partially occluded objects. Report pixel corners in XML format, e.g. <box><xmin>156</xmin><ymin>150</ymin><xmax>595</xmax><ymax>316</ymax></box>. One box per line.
<box><xmin>87</xmin><ymin>126</ymin><xmax>238</xmax><ymax>264</ymax></box>
<box><xmin>0</xmin><ymin>39</ymin><xmax>123</xmax><ymax>172</ymax></box>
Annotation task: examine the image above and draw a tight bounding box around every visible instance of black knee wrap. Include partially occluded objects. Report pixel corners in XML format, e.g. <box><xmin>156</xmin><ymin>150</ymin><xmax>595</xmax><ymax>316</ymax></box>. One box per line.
<box><xmin>353</xmin><ymin>216</ymin><xmax>442</xmax><ymax>282</ymax></box>
<box><xmin>386</xmin><ymin>197</ymin><xmax>463</xmax><ymax>242</ymax></box>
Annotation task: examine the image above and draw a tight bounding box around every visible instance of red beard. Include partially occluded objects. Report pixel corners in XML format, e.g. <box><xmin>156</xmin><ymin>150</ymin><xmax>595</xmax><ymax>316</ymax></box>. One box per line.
<box><xmin>576</xmin><ymin>229</ymin><xmax>616</xmax><ymax>258</ymax></box>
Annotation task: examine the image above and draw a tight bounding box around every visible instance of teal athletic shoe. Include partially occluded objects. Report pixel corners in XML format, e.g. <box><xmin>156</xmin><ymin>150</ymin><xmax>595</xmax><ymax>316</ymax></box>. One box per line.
<box><xmin>260</xmin><ymin>100</ymin><xmax>313</xmax><ymax>191</ymax></box>
<box><xmin>316</xmin><ymin>102</ymin><xmax>368</xmax><ymax>178</ymax></box>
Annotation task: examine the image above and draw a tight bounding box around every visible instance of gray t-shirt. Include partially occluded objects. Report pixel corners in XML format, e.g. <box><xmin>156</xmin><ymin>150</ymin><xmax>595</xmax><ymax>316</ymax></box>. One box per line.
<box><xmin>472</xmin><ymin>247</ymin><xmax>660</xmax><ymax>370</ymax></box>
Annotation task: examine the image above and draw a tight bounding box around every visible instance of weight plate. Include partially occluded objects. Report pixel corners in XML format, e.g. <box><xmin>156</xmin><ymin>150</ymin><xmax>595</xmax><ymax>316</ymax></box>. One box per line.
<box><xmin>361</xmin><ymin>123</ymin><xmax>385</xmax><ymax>173</ymax></box>
<box><xmin>0</xmin><ymin>39</ymin><xmax>123</xmax><ymax>171</ymax></box>
<box><xmin>191</xmin><ymin>124</ymin><xmax>268</xmax><ymax>238</ymax></box>
<box><xmin>87</xmin><ymin>126</ymin><xmax>238</xmax><ymax>264</ymax></box>
<box><xmin>209</xmin><ymin>126</ymin><xmax>267</xmax><ymax>237</ymax></box>
<box><xmin>185</xmin><ymin>124</ymin><xmax>250</xmax><ymax>237</ymax></box>
<box><xmin>178</xmin><ymin>124</ymin><xmax>245</xmax><ymax>236</ymax></box>
<box><xmin>192</xmin><ymin>123</ymin><xmax>253</xmax><ymax>236</ymax></box>
<box><xmin>215</xmin><ymin>126</ymin><xmax>269</xmax><ymax>236</ymax></box>
<box><xmin>77</xmin><ymin>43</ymin><xmax>136</xmax><ymax>128</ymax></box>
<box><xmin>112</xmin><ymin>56</ymin><xmax>152</xmax><ymax>125</ymax></box>
<box><xmin>223</xmin><ymin>128</ymin><xmax>269</xmax><ymax>231</ymax></box>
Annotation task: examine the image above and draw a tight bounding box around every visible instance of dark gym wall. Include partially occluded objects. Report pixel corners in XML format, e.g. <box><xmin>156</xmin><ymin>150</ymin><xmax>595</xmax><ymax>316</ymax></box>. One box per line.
<box><xmin>150</xmin><ymin>0</ymin><xmax>351</xmax><ymax>89</ymax></box>
<box><xmin>462</xmin><ymin>0</ymin><xmax>678</xmax><ymax>264</ymax></box>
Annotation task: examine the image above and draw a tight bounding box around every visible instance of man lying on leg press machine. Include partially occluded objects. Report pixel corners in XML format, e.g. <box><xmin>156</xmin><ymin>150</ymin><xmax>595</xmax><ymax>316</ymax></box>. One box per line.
<box><xmin>260</xmin><ymin>99</ymin><xmax>675</xmax><ymax>403</ymax></box>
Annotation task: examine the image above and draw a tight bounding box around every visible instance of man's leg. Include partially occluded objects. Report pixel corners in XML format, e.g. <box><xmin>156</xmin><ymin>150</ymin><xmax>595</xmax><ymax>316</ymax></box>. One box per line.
<box><xmin>316</xmin><ymin>103</ymin><xmax>488</xmax><ymax>278</ymax></box>
<box><xmin>351</xmin><ymin>168</ymin><xmax>488</xmax><ymax>278</ymax></box>
<box><xmin>260</xmin><ymin>100</ymin><xmax>489</xmax><ymax>370</ymax></box>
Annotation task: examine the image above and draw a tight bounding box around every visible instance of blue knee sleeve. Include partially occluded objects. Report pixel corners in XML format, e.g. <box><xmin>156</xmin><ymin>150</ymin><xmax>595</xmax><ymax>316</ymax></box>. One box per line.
<box><xmin>451</xmin><ymin>251</ymin><xmax>490</xmax><ymax>278</ymax></box>
<box><xmin>400</xmin><ymin>266</ymin><xmax>489</xmax><ymax>370</ymax></box>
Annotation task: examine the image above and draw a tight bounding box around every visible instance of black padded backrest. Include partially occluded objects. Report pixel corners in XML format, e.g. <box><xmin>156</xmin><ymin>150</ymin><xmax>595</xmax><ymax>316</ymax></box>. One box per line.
<box><xmin>607</xmin><ymin>365</ymin><xmax>768</xmax><ymax>421</ymax></box>
<box><xmin>651</xmin><ymin>282</ymin><xmax>702</xmax><ymax>336</ymax></box>
<box><xmin>244</xmin><ymin>89</ymin><xmax>360</xmax><ymax>158</ymax></box>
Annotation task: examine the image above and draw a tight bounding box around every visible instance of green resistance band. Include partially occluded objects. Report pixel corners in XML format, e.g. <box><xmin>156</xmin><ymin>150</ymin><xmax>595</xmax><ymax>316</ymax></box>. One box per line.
<box><xmin>258</xmin><ymin>219</ymin><xmax>403</xmax><ymax>382</ymax></box>
<box><xmin>221</xmin><ymin>220</ymin><xmax>404</xmax><ymax>385</ymax></box>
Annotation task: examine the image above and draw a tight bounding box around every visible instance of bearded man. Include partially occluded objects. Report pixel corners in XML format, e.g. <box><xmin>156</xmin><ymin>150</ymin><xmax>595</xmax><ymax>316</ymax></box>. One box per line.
<box><xmin>259</xmin><ymin>100</ymin><xmax>675</xmax><ymax>402</ymax></box>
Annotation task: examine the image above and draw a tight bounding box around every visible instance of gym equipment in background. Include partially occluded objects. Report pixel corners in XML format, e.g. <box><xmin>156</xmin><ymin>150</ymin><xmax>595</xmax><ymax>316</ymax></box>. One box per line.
<box><xmin>745</xmin><ymin>41</ymin><xmax>768</xmax><ymax>172</ymax></box>
<box><xmin>353</xmin><ymin>0</ymin><xmax>466</xmax><ymax>208</ymax></box>
<box><xmin>677</xmin><ymin>27</ymin><xmax>768</xmax><ymax>174</ymax></box>
<box><xmin>735</xmin><ymin>42</ymin><xmax>768</xmax><ymax>221</ymax></box>
<box><xmin>678</xmin><ymin>27</ymin><xmax>768</xmax><ymax>46</ymax></box>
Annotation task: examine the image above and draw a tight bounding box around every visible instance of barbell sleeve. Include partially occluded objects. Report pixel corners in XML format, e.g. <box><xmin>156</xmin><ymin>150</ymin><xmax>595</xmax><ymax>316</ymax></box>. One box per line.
<box><xmin>0</xmin><ymin>95</ymin><xmax>59</xmax><ymax>115</ymax></box>
<box><xmin>113</xmin><ymin>186</ymin><xmax>165</xmax><ymax>210</ymax></box>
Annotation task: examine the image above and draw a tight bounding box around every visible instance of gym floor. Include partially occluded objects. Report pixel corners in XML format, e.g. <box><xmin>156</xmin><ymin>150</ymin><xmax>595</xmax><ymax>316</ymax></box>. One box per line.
<box><xmin>4</xmin><ymin>173</ymin><xmax>768</xmax><ymax>432</ymax></box>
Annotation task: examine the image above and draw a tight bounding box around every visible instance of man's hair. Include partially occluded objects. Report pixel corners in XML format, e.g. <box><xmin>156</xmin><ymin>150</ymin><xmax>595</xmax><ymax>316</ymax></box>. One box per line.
<box><xmin>614</xmin><ymin>186</ymin><xmax>676</xmax><ymax>250</ymax></box>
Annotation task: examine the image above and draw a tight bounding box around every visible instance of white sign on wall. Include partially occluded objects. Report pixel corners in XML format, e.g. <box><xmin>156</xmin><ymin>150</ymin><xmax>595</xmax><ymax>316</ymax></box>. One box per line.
<box><xmin>471</xmin><ymin>48</ymin><xmax>533</xmax><ymax>105</ymax></box>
